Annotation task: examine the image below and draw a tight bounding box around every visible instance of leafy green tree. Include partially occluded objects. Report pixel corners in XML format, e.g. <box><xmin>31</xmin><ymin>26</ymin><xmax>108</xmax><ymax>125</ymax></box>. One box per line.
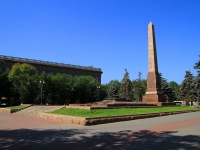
<box><xmin>195</xmin><ymin>75</ymin><xmax>200</xmax><ymax>102</ymax></box>
<box><xmin>0</xmin><ymin>60</ymin><xmax>11</xmax><ymax>105</ymax></box>
<box><xmin>74</xmin><ymin>76</ymin><xmax>99</xmax><ymax>103</ymax></box>
<box><xmin>119</xmin><ymin>69</ymin><xmax>133</xmax><ymax>100</ymax></box>
<box><xmin>98</xmin><ymin>84</ymin><xmax>108</xmax><ymax>101</ymax></box>
<box><xmin>160</xmin><ymin>73</ymin><xmax>174</xmax><ymax>102</ymax></box>
<box><xmin>46</xmin><ymin>73</ymin><xmax>75</xmax><ymax>105</ymax></box>
<box><xmin>107</xmin><ymin>82</ymin><xmax>119</xmax><ymax>98</ymax></box>
<box><xmin>194</xmin><ymin>55</ymin><xmax>200</xmax><ymax>70</ymax></box>
<box><xmin>132</xmin><ymin>72</ymin><xmax>146</xmax><ymax>102</ymax></box>
<box><xmin>168</xmin><ymin>81</ymin><xmax>180</xmax><ymax>101</ymax></box>
<box><xmin>8</xmin><ymin>63</ymin><xmax>39</xmax><ymax>104</ymax></box>
<box><xmin>194</xmin><ymin>55</ymin><xmax>200</xmax><ymax>102</ymax></box>
<box><xmin>107</xmin><ymin>80</ymin><xmax>121</xmax><ymax>98</ymax></box>
<box><xmin>0</xmin><ymin>60</ymin><xmax>10</xmax><ymax>99</ymax></box>
<box><xmin>37</xmin><ymin>73</ymin><xmax>51</xmax><ymax>104</ymax></box>
<box><xmin>179</xmin><ymin>71</ymin><xmax>197</xmax><ymax>102</ymax></box>
<box><xmin>0</xmin><ymin>60</ymin><xmax>5</xmax><ymax>74</ymax></box>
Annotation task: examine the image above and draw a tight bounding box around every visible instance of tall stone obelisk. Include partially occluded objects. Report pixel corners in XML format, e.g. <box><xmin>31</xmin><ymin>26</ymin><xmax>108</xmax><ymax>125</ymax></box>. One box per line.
<box><xmin>142</xmin><ymin>22</ymin><xmax>166</xmax><ymax>103</ymax></box>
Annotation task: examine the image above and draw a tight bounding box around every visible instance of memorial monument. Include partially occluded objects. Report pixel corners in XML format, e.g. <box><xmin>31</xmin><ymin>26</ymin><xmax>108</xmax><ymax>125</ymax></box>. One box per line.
<box><xmin>142</xmin><ymin>22</ymin><xmax>167</xmax><ymax>105</ymax></box>
<box><xmin>69</xmin><ymin>22</ymin><xmax>174</xmax><ymax>108</ymax></box>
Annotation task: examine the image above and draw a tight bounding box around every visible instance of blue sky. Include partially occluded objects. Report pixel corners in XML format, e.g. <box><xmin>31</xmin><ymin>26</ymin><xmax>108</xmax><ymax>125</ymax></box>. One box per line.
<box><xmin>0</xmin><ymin>0</ymin><xmax>199</xmax><ymax>84</ymax></box>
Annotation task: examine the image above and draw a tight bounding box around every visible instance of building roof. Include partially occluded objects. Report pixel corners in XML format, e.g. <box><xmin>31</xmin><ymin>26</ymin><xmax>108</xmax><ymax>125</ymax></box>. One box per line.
<box><xmin>0</xmin><ymin>55</ymin><xmax>102</xmax><ymax>73</ymax></box>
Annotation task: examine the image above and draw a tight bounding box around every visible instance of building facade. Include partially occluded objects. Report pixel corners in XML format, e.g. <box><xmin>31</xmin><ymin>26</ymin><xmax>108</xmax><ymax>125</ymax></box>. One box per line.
<box><xmin>0</xmin><ymin>55</ymin><xmax>103</xmax><ymax>83</ymax></box>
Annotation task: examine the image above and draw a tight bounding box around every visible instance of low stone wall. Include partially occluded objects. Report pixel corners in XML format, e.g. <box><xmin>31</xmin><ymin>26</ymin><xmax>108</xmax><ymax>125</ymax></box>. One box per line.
<box><xmin>67</xmin><ymin>106</ymin><xmax>92</xmax><ymax>110</ymax></box>
<box><xmin>0</xmin><ymin>108</ymin><xmax>11</xmax><ymax>113</ymax></box>
<box><xmin>66</xmin><ymin>105</ymin><xmax>110</xmax><ymax>110</ymax></box>
<box><xmin>38</xmin><ymin>110</ymin><xmax>200</xmax><ymax>126</ymax></box>
<box><xmin>0</xmin><ymin>104</ymin><xmax>32</xmax><ymax>113</ymax></box>
<box><xmin>0</xmin><ymin>108</ymin><xmax>22</xmax><ymax>113</ymax></box>
<box><xmin>38</xmin><ymin>113</ymin><xmax>86</xmax><ymax>125</ymax></box>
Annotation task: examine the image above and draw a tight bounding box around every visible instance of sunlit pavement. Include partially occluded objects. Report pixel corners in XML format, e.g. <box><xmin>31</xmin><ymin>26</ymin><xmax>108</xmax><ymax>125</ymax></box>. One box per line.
<box><xmin>0</xmin><ymin>111</ymin><xmax>200</xmax><ymax>150</ymax></box>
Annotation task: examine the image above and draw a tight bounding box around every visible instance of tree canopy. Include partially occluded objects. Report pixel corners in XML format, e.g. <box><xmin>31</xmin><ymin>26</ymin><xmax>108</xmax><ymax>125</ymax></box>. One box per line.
<box><xmin>132</xmin><ymin>72</ymin><xmax>146</xmax><ymax>102</ymax></box>
<box><xmin>107</xmin><ymin>80</ymin><xmax>121</xmax><ymax>98</ymax></box>
<box><xmin>119</xmin><ymin>69</ymin><xmax>133</xmax><ymax>100</ymax></box>
<box><xmin>168</xmin><ymin>81</ymin><xmax>180</xmax><ymax>101</ymax></box>
<box><xmin>194</xmin><ymin>55</ymin><xmax>200</xmax><ymax>102</ymax></box>
<box><xmin>8</xmin><ymin>63</ymin><xmax>39</xmax><ymax>103</ymax></box>
<box><xmin>74</xmin><ymin>76</ymin><xmax>99</xmax><ymax>103</ymax></box>
<box><xmin>160</xmin><ymin>73</ymin><xmax>174</xmax><ymax>102</ymax></box>
<box><xmin>0</xmin><ymin>60</ymin><xmax>11</xmax><ymax>101</ymax></box>
<box><xmin>179</xmin><ymin>71</ymin><xmax>197</xmax><ymax>102</ymax></box>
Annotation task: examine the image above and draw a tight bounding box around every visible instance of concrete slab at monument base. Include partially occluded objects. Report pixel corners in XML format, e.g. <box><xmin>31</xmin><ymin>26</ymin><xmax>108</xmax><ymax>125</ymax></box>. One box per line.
<box><xmin>144</xmin><ymin>102</ymin><xmax>176</xmax><ymax>106</ymax></box>
<box><xmin>69</xmin><ymin>97</ymin><xmax>176</xmax><ymax>109</ymax></box>
<box><xmin>143</xmin><ymin>94</ymin><xmax>166</xmax><ymax>103</ymax></box>
<box><xmin>69</xmin><ymin>98</ymin><xmax>170</xmax><ymax>109</ymax></box>
<box><xmin>143</xmin><ymin>94</ymin><xmax>175</xmax><ymax>106</ymax></box>
<box><xmin>93</xmin><ymin>99</ymin><xmax>157</xmax><ymax>107</ymax></box>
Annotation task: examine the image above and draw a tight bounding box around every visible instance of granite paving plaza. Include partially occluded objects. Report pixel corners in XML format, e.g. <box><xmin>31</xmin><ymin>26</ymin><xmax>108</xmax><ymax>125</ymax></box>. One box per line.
<box><xmin>0</xmin><ymin>111</ymin><xmax>200</xmax><ymax>150</ymax></box>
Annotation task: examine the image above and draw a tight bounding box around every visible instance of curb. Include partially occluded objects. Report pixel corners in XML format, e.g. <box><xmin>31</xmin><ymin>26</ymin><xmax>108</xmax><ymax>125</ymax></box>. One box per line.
<box><xmin>38</xmin><ymin>109</ymin><xmax>200</xmax><ymax>126</ymax></box>
<box><xmin>11</xmin><ymin>104</ymin><xmax>33</xmax><ymax>113</ymax></box>
<box><xmin>0</xmin><ymin>104</ymin><xmax>32</xmax><ymax>113</ymax></box>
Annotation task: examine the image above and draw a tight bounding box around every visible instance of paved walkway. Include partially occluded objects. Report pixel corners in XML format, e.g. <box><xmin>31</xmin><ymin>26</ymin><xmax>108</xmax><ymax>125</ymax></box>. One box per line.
<box><xmin>0</xmin><ymin>111</ymin><xmax>200</xmax><ymax>150</ymax></box>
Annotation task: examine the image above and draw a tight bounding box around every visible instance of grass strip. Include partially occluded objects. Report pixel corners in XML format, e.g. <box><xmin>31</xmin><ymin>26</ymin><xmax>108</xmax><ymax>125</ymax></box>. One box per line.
<box><xmin>6</xmin><ymin>104</ymin><xmax>29</xmax><ymax>110</ymax></box>
<box><xmin>50</xmin><ymin>106</ymin><xmax>200</xmax><ymax>118</ymax></box>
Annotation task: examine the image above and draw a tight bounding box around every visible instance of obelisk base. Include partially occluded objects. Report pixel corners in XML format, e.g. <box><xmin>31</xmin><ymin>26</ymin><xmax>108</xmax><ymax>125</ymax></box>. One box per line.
<box><xmin>143</xmin><ymin>94</ymin><xmax>175</xmax><ymax>106</ymax></box>
<box><xmin>143</xmin><ymin>94</ymin><xmax>166</xmax><ymax>103</ymax></box>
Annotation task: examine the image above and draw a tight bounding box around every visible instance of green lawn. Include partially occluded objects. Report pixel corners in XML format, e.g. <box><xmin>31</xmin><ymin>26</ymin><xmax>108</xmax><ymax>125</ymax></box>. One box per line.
<box><xmin>50</xmin><ymin>106</ymin><xmax>200</xmax><ymax>118</ymax></box>
<box><xmin>6</xmin><ymin>104</ymin><xmax>29</xmax><ymax>110</ymax></box>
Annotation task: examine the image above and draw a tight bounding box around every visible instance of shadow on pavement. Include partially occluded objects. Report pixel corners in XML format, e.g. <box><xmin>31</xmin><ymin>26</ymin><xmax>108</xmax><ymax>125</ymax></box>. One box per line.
<box><xmin>0</xmin><ymin>128</ymin><xmax>199</xmax><ymax>150</ymax></box>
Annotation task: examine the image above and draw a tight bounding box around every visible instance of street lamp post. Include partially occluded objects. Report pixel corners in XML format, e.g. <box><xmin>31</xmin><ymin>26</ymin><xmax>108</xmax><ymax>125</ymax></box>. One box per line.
<box><xmin>40</xmin><ymin>81</ymin><xmax>45</xmax><ymax>105</ymax></box>
<box><xmin>97</xmin><ymin>86</ymin><xmax>100</xmax><ymax>101</ymax></box>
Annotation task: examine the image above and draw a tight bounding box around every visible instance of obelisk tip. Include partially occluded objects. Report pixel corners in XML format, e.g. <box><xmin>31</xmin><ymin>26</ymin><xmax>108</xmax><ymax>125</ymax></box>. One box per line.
<box><xmin>149</xmin><ymin>22</ymin><xmax>153</xmax><ymax>25</ymax></box>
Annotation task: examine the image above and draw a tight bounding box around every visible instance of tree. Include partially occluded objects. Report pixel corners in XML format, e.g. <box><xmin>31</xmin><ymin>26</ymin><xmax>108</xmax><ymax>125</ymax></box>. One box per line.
<box><xmin>107</xmin><ymin>80</ymin><xmax>121</xmax><ymax>98</ymax></box>
<box><xmin>74</xmin><ymin>76</ymin><xmax>99</xmax><ymax>103</ymax></box>
<box><xmin>179</xmin><ymin>71</ymin><xmax>197</xmax><ymax>102</ymax></box>
<box><xmin>160</xmin><ymin>73</ymin><xmax>174</xmax><ymax>102</ymax></box>
<box><xmin>46</xmin><ymin>73</ymin><xmax>75</xmax><ymax>105</ymax></box>
<box><xmin>194</xmin><ymin>55</ymin><xmax>200</xmax><ymax>70</ymax></box>
<box><xmin>8</xmin><ymin>63</ymin><xmax>39</xmax><ymax>104</ymax></box>
<box><xmin>168</xmin><ymin>81</ymin><xmax>180</xmax><ymax>101</ymax></box>
<box><xmin>38</xmin><ymin>73</ymin><xmax>51</xmax><ymax>104</ymax></box>
<box><xmin>0</xmin><ymin>60</ymin><xmax>11</xmax><ymax>105</ymax></box>
<box><xmin>0</xmin><ymin>60</ymin><xmax>5</xmax><ymax>74</ymax></box>
<box><xmin>194</xmin><ymin>55</ymin><xmax>200</xmax><ymax>102</ymax></box>
<box><xmin>107</xmin><ymin>82</ymin><xmax>120</xmax><ymax>98</ymax></box>
<box><xmin>132</xmin><ymin>72</ymin><xmax>146</xmax><ymax>102</ymax></box>
<box><xmin>195</xmin><ymin>75</ymin><xmax>200</xmax><ymax>102</ymax></box>
<box><xmin>119</xmin><ymin>69</ymin><xmax>133</xmax><ymax>100</ymax></box>
<box><xmin>98</xmin><ymin>84</ymin><xmax>108</xmax><ymax>101</ymax></box>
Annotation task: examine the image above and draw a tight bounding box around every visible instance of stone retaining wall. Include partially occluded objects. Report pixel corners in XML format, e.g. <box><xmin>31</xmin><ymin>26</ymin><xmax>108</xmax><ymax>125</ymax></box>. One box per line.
<box><xmin>67</xmin><ymin>106</ymin><xmax>92</xmax><ymax>110</ymax></box>
<box><xmin>38</xmin><ymin>110</ymin><xmax>200</xmax><ymax>126</ymax></box>
<box><xmin>38</xmin><ymin>113</ymin><xmax>86</xmax><ymax>125</ymax></box>
<box><xmin>0</xmin><ymin>105</ymin><xmax>32</xmax><ymax>113</ymax></box>
<box><xmin>0</xmin><ymin>108</ymin><xmax>21</xmax><ymax>113</ymax></box>
<box><xmin>0</xmin><ymin>108</ymin><xmax>11</xmax><ymax>113</ymax></box>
